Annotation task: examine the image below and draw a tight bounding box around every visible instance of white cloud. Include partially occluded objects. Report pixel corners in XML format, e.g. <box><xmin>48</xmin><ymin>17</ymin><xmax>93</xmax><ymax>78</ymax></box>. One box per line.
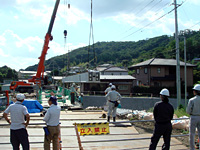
<box><xmin>59</xmin><ymin>6</ymin><xmax>90</xmax><ymax>25</ymax></box>
<box><xmin>0</xmin><ymin>48</ymin><xmax>9</xmax><ymax>57</ymax></box>
<box><xmin>188</xmin><ymin>0</ymin><xmax>200</xmax><ymax>5</ymax></box>
<box><xmin>0</xmin><ymin>35</ymin><xmax>6</xmax><ymax>46</ymax></box>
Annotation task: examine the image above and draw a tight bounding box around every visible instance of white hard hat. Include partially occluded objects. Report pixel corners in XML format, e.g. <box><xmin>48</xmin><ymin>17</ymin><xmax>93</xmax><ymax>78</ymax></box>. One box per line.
<box><xmin>193</xmin><ymin>84</ymin><xmax>200</xmax><ymax>91</ymax></box>
<box><xmin>109</xmin><ymin>83</ymin><xmax>112</xmax><ymax>86</ymax></box>
<box><xmin>111</xmin><ymin>85</ymin><xmax>116</xmax><ymax>89</ymax></box>
<box><xmin>16</xmin><ymin>94</ymin><xmax>25</xmax><ymax>100</ymax></box>
<box><xmin>160</xmin><ymin>88</ymin><xmax>170</xmax><ymax>96</ymax></box>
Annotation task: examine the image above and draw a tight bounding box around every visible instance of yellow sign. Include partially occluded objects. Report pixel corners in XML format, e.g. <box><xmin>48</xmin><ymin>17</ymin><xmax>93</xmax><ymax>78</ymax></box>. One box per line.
<box><xmin>76</xmin><ymin>122</ymin><xmax>109</xmax><ymax>136</ymax></box>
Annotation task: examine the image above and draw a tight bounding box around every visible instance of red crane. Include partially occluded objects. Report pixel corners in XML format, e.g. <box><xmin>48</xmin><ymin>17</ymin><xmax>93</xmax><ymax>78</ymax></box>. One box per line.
<box><xmin>29</xmin><ymin>0</ymin><xmax>60</xmax><ymax>85</ymax></box>
<box><xmin>10</xmin><ymin>0</ymin><xmax>61</xmax><ymax>92</ymax></box>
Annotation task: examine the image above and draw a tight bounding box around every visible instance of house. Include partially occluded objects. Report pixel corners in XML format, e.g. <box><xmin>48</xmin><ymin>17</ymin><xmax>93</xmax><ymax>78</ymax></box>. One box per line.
<box><xmin>18</xmin><ymin>71</ymin><xmax>51</xmax><ymax>80</ymax></box>
<box><xmin>62</xmin><ymin>65</ymin><xmax>135</xmax><ymax>95</ymax></box>
<box><xmin>128</xmin><ymin>58</ymin><xmax>196</xmax><ymax>87</ymax></box>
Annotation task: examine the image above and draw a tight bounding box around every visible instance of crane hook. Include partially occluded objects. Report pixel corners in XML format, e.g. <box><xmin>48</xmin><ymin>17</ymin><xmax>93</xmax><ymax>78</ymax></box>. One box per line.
<box><xmin>64</xmin><ymin>30</ymin><xmax>67</xmax><ymax>38</ymax></box>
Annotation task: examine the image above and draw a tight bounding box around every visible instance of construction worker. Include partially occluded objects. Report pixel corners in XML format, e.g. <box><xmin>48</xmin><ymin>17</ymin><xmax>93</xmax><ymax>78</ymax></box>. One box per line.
<box><xmin>78</xmin><ymin>93</ymin><xmax>84</xmax><ymax>106</ymax></box>
<box><xmin>149</xmin><ymin>88</ymin><xmax>174</xmax><ymax>150</ymax></box>
<box><xmin>105</xmin><ymin>85</ymin><xmax>121</xmax><ymax>122</ymax></box>
<box><xmin>3</xmin><ymin>94</ymin><xmax>30</xmax><ymax>150</ymax></box>
<box><xmin>186</xmin><ymin>84</ymin><xmax>200</xmax><ymax>150</ymax></box>
<box><xmin>70</xmin><ymin>83</ymin><xmax>76</xmax><ymax>104</ymax></box>
<box><xmin>104</xmin><ymin>83</ymin><xmax>112</xmax><ymax>95</ymax></box>
<box><xmin>43</xmin><ymin>96</ymin><xmax>61</xmax><ymax>150</ymax></box>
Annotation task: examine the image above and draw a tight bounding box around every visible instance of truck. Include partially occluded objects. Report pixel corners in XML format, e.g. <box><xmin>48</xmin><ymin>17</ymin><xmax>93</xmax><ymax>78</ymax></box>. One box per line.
<box><xmin>10</xmin><ymin>0</ymin><xmax>61</xmax><ymax>93</ymax></box>
<box><xmin>10</xmin><ymin>81</ymin><xmax>34</xmax><ymax>93</ymax></box>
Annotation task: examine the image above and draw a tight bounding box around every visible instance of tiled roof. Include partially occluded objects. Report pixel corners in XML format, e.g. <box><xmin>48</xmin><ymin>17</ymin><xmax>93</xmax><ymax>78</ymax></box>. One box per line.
<box><xmin>104</xmin><ymin>67</ymin><xmax>127</xmax><ymax>72</ymax></box>
<box><xmin>100</xmin><ymin>75</ymin><xmax>135</xmax><ymax>80</ymax></box>
<box><xmin>129</xmin><ymin>58</ymin><xmax>196</xmax><ymax>68</ymax></box>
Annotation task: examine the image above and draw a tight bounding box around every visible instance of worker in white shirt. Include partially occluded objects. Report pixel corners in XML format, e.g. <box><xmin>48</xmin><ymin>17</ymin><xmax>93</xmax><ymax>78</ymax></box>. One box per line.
<box><xmin>43</xmin><ymin>96</ymin><xmax>61</xmax><ymax>150</ymax></box>
<box><xmin>186</xmin><ymin>84</ymin><xmax>200</xmax><ymax>150</ymax></box>
<box><xmin>105</xmin><ymin>85</ymin><xmax>121</xmax><ymax>122</ymax></box>
<box><xmin>3</xmin><ymin>93</ymin><xmax>30</xmax><ymax>150</ymax></box>
<box><xmin>104</xmin><ymin>83</ymin><xmax>112</xmax><ymax>95</ymax></box>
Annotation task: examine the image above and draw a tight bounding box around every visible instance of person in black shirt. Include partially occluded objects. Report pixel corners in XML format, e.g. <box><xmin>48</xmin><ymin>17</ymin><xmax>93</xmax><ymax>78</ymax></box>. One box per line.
<box><xmin>149</xmin><ymin>88</ymin><xmax>174</xmax><ymax>150</ymax></box>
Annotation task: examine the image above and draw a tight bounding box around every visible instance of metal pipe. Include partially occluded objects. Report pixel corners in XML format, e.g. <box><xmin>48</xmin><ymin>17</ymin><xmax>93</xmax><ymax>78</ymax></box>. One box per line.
<box><xmin>110</xmin><ymin>117</ymin><xmax>189</xmax><ymax>124</ymax></box>
<box><xmin>81</xmin><ymin>134</ymin><xmax>189</xmax><ymax>143</ymax></box>
<box><xmin>184</xmin><ymin>36</ymin><xmax>187</xmax><ymax>108</ymax></box>
<box><xmin>0</xmin><ymin>118</ymin><xmax>189</xmax><ymax>127</ymax></box>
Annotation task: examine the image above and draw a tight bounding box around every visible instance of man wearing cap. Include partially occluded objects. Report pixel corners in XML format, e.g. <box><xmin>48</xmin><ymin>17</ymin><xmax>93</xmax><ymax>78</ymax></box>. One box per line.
<box><xmin>149</xmin><ymin>88</ymin><xmax>174</xmax><ymax>150</ymax></box>
<box><xmin>104</xmin><ymin>83</ymin><xmax>112</xmax><ymax>95</ymax></box>
<box><xmin>105</xmin><ymin>85</ymin><xmax>121</xmax><ymax>122</ymax></box>
<box><xmin>70</xmin><ymin>83</ymin><xmax>76</xmax><ymax>104</ymax></box>
<box><xmin>186</xmin><ymin>84</ymin><xmax>200</xmax><ymax>150</ymax></box>
<box><xmin>3</xmin><ymin>93</ymin><xmax>30</xmax><ymax>150</ymax></box>
<box><xmin>43</xmin><ymin>96</ymin><xmax>61</xmax><ymax>150</ymax></box>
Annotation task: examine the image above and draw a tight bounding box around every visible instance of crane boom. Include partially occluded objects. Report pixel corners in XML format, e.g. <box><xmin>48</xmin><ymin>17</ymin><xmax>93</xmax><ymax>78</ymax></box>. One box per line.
<box><xmin>29</xmin><ymin>0</ymin><xmax>60</xmax><ymax>84</ymax></box>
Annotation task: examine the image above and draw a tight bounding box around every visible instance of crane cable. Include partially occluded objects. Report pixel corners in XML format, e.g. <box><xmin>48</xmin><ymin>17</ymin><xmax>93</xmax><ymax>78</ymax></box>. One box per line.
<box><xmin>63</xmin><ymin>0</ymin><xmax>70</xmax><ymax>74</ymax></box>
<box><xmin>88</xmin><ymin>0</ymin><xmax>96</xmax><ymax>69</ymax></box>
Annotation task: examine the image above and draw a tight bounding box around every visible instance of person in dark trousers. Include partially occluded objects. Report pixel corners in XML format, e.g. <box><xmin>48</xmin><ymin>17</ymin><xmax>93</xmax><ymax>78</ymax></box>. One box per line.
<box><xmin>186</xmin><ymin>84</ymin><xmax>200</xmax><ymax>150</ymax></box>
<box><xmin>70</xmin><ymin>83</ymin><xmax>76</xmax><ymax>104</ymax></box>
<box><xmin>3</xmin><ymin>94</ymin><xmax>30</xmax><ymax>150</ymax></box>
<box><xmin>149</xmin><ymin>88</ymin><xmax>174</xmax><ymax>150</ymax></box>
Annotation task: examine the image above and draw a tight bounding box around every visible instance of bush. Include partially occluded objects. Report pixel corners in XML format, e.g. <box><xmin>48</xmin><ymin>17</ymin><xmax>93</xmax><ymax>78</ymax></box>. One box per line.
<box><xmin>174</xmin><ymin>108</ymin><xmax>189</xmax><ymax>118</ymax></box>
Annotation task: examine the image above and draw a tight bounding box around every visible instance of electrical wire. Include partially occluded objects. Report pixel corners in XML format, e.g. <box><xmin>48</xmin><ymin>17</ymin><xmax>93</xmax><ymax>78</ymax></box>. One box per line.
<box><xmin>119</xmin><ymin>0</ymin><xmax>171</xmax><ymax>37</ymax></box>
<box><xmin>121</xmin><ymin>0</ymin><xmax>186</xmax><ymax>40</ymax></box>
<box><xmin>190</xmin><ymin>21</ymin><xmax>200</xmax><ymax>30</ymax></box>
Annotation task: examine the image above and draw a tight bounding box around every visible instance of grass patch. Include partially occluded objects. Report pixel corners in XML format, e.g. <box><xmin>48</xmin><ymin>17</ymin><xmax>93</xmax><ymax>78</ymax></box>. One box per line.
<box><xmin>174</xmin><ymin>108</ymin><xmax>189</xmax><ymax>118</ymax></box>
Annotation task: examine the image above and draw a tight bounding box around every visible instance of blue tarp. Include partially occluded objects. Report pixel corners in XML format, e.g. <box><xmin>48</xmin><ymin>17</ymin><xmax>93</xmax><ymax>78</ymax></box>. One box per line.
<box><xmin>11</xmin><ymin>99</ymin><xmax>43</xmax><ymax>113</ymax></box>
<box><xmin>23</xmin><ymin>100</ymin><xmax>43</xmax><ymax>113</ymax></box>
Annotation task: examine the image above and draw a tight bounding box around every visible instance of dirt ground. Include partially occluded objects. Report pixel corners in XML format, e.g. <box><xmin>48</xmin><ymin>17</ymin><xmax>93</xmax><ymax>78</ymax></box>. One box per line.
<box><xmin>132</xmin><ymin>121</ymin><xmax>191</xmax><ymax>148</ymax></box>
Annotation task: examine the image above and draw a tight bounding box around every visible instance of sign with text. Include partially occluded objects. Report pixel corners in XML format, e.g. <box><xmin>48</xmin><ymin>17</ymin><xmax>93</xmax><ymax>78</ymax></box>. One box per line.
<box><xmin>76</xmin><ymin>122</ymin><xmax>109</xmax><ymax>136</ymax></box>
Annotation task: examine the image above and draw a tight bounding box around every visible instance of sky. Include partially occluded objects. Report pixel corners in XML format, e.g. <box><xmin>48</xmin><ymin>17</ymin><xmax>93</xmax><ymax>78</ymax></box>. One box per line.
<box><xmin>0</xmin><ymin>0</ymin><xmax>200</xmax><ymax>71</ymax></box>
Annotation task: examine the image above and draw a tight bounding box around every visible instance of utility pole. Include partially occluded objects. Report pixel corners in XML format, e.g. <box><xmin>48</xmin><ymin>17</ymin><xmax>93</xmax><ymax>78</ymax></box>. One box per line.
<box><xmin>174</xmin><ymin>0</ymin><xmax>181</xmax><ymax>108</ymax></box>
<box><xmin>180</xmin><ymin>29</ymin><xmax>190</xmax><ymax>108</ymax></box>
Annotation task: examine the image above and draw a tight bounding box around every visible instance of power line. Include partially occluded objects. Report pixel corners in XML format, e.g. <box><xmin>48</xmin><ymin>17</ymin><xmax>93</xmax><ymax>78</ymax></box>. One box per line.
<box><xmin>122</xmin><ymin>1</ymin><xmax>186</xmax><ymax>40</ymax></box>
<box><xmin>119</xmin><ymin>0</ymin><xmax>171</xmax><ymax>36</ymax></box>
<box><xmin>189</xmin><ymin>21</ymin><xmax>200</xmax><ymax>30</ymax></box>
<box><xmin>134</xmin><ymin>0</ymin><xmax>156</xmax><ymax>16</ymax></box>
<box><xmin>154</xmin><ymin>1</ymin><xmax>171</xmax><ymax>15</ymax></box>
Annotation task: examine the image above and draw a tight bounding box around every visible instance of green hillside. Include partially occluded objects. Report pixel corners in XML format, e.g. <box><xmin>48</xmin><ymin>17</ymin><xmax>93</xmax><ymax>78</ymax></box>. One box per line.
<box><xmin>25</xmin><ymin>31</ymin><xmax>200</xmax><ymax>82</ymax></box>
<box><xmin>0</xmin><ymin>66</ymin><xmax>18</xmax><ymax>82</ymax></box>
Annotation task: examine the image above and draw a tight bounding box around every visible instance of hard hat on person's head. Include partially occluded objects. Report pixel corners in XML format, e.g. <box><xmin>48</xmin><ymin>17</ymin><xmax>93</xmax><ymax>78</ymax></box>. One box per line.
<box><xmin>49</xmin><ymin>96</ymin><xmax>57</xmax><ymax>105</ymax></box>
<box><xmin>111</xmin><ymin>85</ymin><xmax>116</xmax><ymax>89</ymax></box>
<box><xmin>16</xmin><ymin>94</ymin><xmax>25</xmax><ymax>101</ymax></box>
<box><xmin>109</xmin><ymin>83</ymin><xmax>112</xmax><ymax>86</ymax></box>
<box><xmin>193</xmin><ymin>84</ymin><xmax>200</xmax><ymax>91</ymax></box>
<box><xmin>160</xmin><ymin>88</ymin><xmax>170</xmax><ymax>96</ymax></box>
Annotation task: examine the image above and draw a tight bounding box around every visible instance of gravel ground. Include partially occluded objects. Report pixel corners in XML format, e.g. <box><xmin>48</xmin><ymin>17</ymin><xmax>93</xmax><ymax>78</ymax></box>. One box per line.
<box><xmin>132</xmin><ymin>121</ymin><xmax>191</xmax><ymax>148</ymax></box>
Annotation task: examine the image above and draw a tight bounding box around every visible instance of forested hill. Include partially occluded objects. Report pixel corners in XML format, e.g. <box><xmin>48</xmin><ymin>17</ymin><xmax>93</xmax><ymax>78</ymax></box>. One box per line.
<box><xmin>25</xmin><ymin>31</ymin><xmax>200</xmax><ymax>73</ymax></box>
<box><xmin>0</xmin><ymin>66</ymin><xmax>18</xmax><ymax>82</ymax></box>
